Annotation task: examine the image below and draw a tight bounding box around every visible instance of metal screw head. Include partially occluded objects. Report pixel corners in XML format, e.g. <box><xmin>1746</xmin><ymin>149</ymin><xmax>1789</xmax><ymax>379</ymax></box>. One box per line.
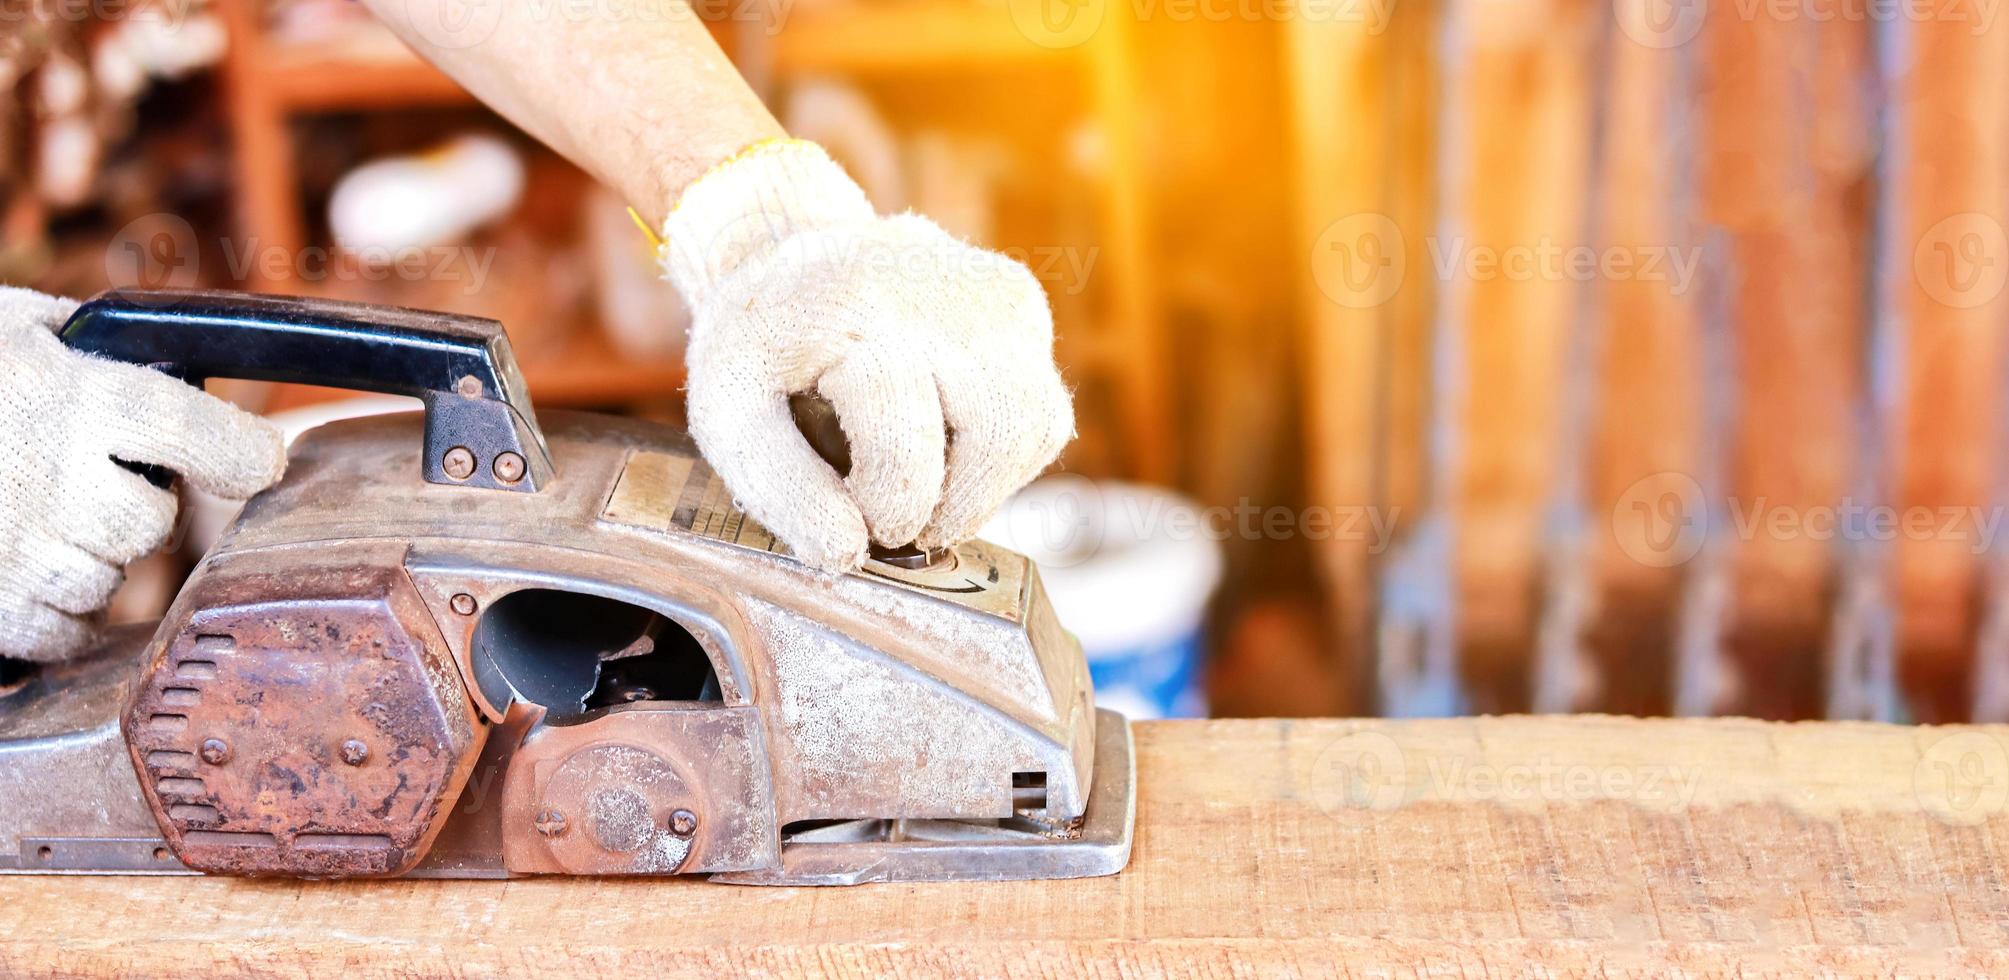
<box><xmin>442</xmin><ymin>446</ymin><xmax>477</xmax><ymax>481</ymax></box>
<box><xmin>340</xmin><ymin>739</ymin><xmax>369</xmax><ymax>766</ymax></box>
<box><xmin>455</xmin><ymin>374</ymin><xmax>484</xmax><ymax>398</ymax></box>
<box><xmin>668</xmin><ymin>808</ymin><xmax>697</xmax><ymax>838</ymax></box>
<box><xmin>493</xmin><ymin>451</ymin><xmax>527</xmax><ymax>484</ymax></box>
<box><xmin>534</xmin><ymin>808</ymin><xmax>568</xmax><ymax>838</ymax></box>
<box><xmin>199</xmin><ymin>738</ymin><xmax>230</xmax><ymax>766</ymax></box>
<box><xmin>449</xmin><ymin>593</ymin><xmax>478</xmax><ymax>616</ymax></box>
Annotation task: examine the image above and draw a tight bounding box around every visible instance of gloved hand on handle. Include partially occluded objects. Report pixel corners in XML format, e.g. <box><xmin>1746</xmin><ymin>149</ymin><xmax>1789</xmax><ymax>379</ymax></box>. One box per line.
<box><xmin>0</xmin><ymin>287</ymin><xmax>287</xmax><ymax>661</ymax></box>
<box><xmin>663</xmin><ymin>139</ymin><xmax>1076</xmax><ymax>572</ymax></box>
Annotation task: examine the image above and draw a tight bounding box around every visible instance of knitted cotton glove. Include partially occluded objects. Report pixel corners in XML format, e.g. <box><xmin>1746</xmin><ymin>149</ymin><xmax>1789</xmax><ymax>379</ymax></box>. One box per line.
<box><xmin>0</xmin><ymin>287</ymin><xmax>287</xmax><ymax>661</ymax></box>
<box><xmin>663</xmin><ymin>139</ymin><xmax>1075</xmax><ymax>572</ymax></box>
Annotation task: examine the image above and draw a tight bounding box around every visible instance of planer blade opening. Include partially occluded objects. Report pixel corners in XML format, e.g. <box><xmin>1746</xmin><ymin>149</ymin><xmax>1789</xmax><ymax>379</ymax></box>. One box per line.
<box><xmin>469</xmin><ymin>590</ymin><xmax>721</xmax><ymax>720</ymax></box>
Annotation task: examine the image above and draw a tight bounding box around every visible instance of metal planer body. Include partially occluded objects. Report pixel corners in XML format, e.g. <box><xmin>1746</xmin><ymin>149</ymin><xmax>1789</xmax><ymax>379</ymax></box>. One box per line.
<box><xmin>0</xmin><ymin>290</ymin><xmax>1134</xmax><ymax>885</ymax></box>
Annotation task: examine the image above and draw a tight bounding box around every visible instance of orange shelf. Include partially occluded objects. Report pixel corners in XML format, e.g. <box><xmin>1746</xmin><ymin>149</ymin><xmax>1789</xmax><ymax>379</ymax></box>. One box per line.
<box><xmin>261</xmin><ymin>332</ymin><xmax>684</xmax><ymax>415</ymax></box>
<box><xmin>260</xmin><ymin>42</ymin><xmax>475</xmax><ymax>112</ymax></box>
<box><xmin>773</xmin><ymin>2</ymin><xmax>1074</xmax><ymax>74</ymax></box>
<box><xmin>525</xmin><ymin>334</ymin><xmax>687</xmax><ymax>407</ymax></box>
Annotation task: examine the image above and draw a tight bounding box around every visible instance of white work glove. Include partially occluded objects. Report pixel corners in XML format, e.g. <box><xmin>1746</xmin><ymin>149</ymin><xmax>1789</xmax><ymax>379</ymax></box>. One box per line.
<box><xmin>0</xmin><ymin>287</ymin><xmax>287</xmax><ymax>661</ymax></box>
<box><xmin>662</xmin><ymin>139</ymin><xmax>1075</xmax><ymax>572</ymax></box>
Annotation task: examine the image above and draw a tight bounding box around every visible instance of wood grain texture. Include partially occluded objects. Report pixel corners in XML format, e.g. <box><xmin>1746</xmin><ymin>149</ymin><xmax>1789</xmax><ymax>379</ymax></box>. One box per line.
<box><xmin>1288</xmin><ymin>7</ymin><xmax>1402</xmax><ymax>711</ymax></box>
<box><xmin>6</xmin><ymin>716</ymin><xmax>2009</xmax><ymax>976</ymax></box>
<box><xmin>1449</xmin><ymin>0</ymin><xmax>1599</xmax><ymax>698</ymax></box>
<box><xmin>1585</xmin><ymin>2</ymin><xmax>1704</xmax><ymax>716</ymax></box>
<box><xmin>1891</xmin><ymin>11</ymin><xmax>2009</xmax><ymax>717</ymax></box>
<box><xmin>1695</xmin><ymin>5</ymin><xmax>1874</xmax><ymax>718</ymax></box>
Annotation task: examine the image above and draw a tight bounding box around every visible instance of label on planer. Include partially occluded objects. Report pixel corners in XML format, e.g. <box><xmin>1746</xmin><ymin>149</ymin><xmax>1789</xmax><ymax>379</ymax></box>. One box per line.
<box><xmin>600</xmin><ymin>450</ymin><xmax>1031</xmax><ymax>621</ymax></box>
<box><xmin>603</xmin><ymin>451</ymin><xmax>788</xmax><ymax>555</ymax></box>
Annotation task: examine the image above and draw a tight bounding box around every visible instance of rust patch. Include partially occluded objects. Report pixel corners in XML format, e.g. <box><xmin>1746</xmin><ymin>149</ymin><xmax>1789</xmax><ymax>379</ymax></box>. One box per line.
<box><xmin>125</xmin><ymin>546</ymin><xmax>485</xmax><ymax>878</ymax></box>
<box><xmin>500</xmin><ymin>706</ymin><xmax>775</xmax><ymax>876</ymax></box>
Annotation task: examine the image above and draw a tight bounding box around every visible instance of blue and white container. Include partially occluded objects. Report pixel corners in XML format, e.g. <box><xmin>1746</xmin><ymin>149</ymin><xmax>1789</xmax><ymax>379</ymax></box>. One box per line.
<box><xmin>982</xmin><ymin>477</ymin><xmax>1224</xmax><ymax>719</ymax></box>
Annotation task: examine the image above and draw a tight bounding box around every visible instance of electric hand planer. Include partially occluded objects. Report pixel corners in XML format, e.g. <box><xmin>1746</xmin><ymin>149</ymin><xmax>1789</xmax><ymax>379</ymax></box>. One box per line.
<box><xmin>0</xmin><ymin>290</ymin><xmax>1134</xmax><ymax>884</ymax></box>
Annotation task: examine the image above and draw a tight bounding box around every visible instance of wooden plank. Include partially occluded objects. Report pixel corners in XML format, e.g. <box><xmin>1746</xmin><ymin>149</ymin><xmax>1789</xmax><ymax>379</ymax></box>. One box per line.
<box><xmin>1085</xmin><ymin>7</ymin><xmax>1174</xmax><ymax>484</ymax></box>
<box><xmin>1891</xmin><ymin>13</ymin><xmax>2009</xmax><ymax>720</ymax></box>
<box><xmin>215</xmin><ymin>0</ymin><xmax>306</xmax><ymax>279</ymax></box>
<box><xmin>1584</xmin><ymin>2</ymin><xmax>1704</xmax><ymax>716</ymax></box>
<box><xmin>1448</xmin><ymin>0</ymin><xmax>1600</xmax><ymax>706</ymax></box>
<box><xmin>5</xmin><ymin>716</ymin><xmax>2009</xmax><ymax>974</ymax></box>
<box><xmin>1693</xmin><ymin>6</ymin><xmax>1873</xmax><ymax>719</ymax></box>
<box><xmin>1286</xmin><ymin>0</ymin><xmax>1410</xmax><ymax>711</ymax></box>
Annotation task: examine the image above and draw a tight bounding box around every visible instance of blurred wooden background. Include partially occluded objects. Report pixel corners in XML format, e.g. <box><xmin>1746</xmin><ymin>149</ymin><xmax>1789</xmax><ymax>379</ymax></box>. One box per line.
<box><xmin>6</xmin><ymin>0</ymin><xmax>2009</xmax><ymax>723</ymax></box>
<box><xmin>1292</xmin><ymin>0</ymin><xmax>2009</xmax><ymax>723</ymax></box>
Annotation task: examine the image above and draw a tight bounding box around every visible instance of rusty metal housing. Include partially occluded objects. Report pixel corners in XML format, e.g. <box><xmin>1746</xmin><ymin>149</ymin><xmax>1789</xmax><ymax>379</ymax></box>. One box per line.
<box><xmin>2</xmin><ymin>411</ymin><xmax>1135</xmax><ymax>884</ymax></box>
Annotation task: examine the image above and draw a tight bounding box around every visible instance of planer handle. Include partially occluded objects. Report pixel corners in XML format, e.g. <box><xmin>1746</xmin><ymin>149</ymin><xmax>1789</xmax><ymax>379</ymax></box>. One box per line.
<box><xmin>59</xmin><ymin>289</ymin><xmax>553</xmax><ymax>493</ymax></box>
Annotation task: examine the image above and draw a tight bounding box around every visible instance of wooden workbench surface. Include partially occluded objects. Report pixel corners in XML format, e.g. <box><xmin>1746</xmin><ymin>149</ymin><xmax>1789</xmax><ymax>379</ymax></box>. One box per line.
<box><xmin>5</xmin><ymin>716</ymin><xmax>2009</xmax><ymax>976</ymax></box>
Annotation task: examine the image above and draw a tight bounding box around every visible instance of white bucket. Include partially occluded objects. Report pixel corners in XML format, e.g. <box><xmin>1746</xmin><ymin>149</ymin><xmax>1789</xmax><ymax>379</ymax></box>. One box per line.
<box><xmin>981</xmin><ymin>477</ymin><xmax>1224</xmax><ymax>719</ymax></box>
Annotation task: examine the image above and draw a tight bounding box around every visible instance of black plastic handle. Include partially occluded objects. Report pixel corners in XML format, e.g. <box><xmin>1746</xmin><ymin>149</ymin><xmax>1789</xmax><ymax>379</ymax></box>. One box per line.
<box><xmin>60</xmin><ymin>289</ymin><xmax>553</xmax><ymax>493</ymax></box>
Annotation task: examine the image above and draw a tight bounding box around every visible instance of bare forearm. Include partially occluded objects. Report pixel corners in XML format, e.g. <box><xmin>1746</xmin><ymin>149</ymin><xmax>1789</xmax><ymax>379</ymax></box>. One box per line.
<box><xmin>360</xmin><ymin>1</ymin><xmax>784</xmax><ymax>225</ymax></box>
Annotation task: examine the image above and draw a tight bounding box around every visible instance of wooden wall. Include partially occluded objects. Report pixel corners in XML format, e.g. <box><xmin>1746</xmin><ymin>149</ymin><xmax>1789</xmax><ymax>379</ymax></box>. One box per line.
<box><xmin>1291</xmin><ymin>0</ymin><xmax>2009</xmax><ymax>721</ymax></box>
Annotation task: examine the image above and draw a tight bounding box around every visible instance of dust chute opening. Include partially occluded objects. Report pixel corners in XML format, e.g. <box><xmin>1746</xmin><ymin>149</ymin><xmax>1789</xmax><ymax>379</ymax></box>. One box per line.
<box><xmin>469</xmin><ymin>590</ymin><xmax>721</xmax><ymax>720</ymax></box>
